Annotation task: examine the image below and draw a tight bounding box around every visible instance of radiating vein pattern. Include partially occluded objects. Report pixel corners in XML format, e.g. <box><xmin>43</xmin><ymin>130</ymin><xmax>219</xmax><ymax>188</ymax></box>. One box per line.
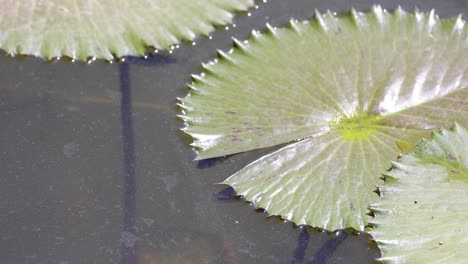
<box><xmin>180</xmin><ymin>6</ymin><xmax>467</xmax><ymax>230</ymax></box>
<box><xmin>369</xmin><ymin>124</ymin><xmax>468</xmax><ymax>263</ymax></box>
<box><xmin>0</xmin><ymin>0</ymin><xmax>253</xmax><ymax>60</ymax></box>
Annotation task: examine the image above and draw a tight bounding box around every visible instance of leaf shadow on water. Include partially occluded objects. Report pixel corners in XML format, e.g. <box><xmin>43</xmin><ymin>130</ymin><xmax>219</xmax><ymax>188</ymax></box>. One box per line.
<box><xmin>119</xmin><ymin>60</ymin><xmax>137</xmax><ymax>264</ymax></box>
<box><xmin>212</xmin><ymin>186</ymin><xmax>379</xmax><ymax>263</ymax></box>
<box><xmin>306</xmin><ymin>230</ymin><xmax>348</xmax><ymax>264</ymax></box>
<box><xmin>197</xmin><ymin>156</ymin><xmax>231</xmax><ymax>169</ymax></box>
<box><xmin>123</xmin><ymin>53</ymin><xmax>177</xmax><ymax>66</ymax></box>
<box><xmin>118</xmin><ymin>54</ymin><xmax>190</xmax><ymax>264</ymax></box>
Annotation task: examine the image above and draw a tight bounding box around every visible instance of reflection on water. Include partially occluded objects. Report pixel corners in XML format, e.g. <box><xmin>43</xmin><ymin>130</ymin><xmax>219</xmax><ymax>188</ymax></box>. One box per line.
<box><xmin>119</xmin><ymin>60</ymin><xmax>137</xmax><ymax>264</ymax></box>
<box><xmin>308</xmin><ymin>230</ymin><xmax>349</xmax><ymax>264</ymax></box>
<box><xmin>212</xmin><ymin>186</ymin><xmax>367</xmax><ymax>264</ymax></box>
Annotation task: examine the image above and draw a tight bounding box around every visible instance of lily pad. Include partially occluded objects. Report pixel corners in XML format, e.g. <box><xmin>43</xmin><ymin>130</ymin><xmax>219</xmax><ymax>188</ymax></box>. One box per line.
<box><xmin>179</xmin><ymin>6</ymin><xmax>468</xmax><ymax>230</ymax></box>
<box><xmin>0</xmin><ymin>0</ymin><xmax>253</xmax><ymax>60</ymax></box>
<box><xmin>369</xmin><ymin>124</ymin><xmax>468</xmax><ymax>263</ymax></box>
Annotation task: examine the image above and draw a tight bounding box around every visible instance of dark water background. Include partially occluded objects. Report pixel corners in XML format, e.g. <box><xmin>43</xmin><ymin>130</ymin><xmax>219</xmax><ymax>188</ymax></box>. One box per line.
<box><xmin>1</xmin><ymin>0</ymin><xmax>466</xmax><ymax>263</ymax></box>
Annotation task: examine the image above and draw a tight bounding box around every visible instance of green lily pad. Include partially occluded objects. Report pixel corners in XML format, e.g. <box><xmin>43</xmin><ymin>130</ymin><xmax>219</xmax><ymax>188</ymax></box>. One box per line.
<box><xmin>0</xmin><ymin>0</ymin><xmax>253</xmax><ymax>60</ymax></box>
<box><xmin>179</xmin><ymin>6</ymin><xmax>468</xmax><ymax>230</ymax></box>
<box><xmin>369</xmin><ymin>124</ymin><xmax>468</xmax><ymax>263</ymax></box>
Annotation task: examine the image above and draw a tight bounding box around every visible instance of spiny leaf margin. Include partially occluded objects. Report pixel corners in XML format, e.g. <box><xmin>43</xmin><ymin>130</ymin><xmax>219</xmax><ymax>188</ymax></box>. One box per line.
<box><xmin>0</xmin><ymin>0</ymin><xmax>254</xmax><ymax>61</ymax></box>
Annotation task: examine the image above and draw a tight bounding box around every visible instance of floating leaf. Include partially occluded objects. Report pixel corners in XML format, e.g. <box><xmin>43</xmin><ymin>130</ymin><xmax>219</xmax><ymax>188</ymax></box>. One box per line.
<box><xmin>179</xmin><ymin>6</ymin><xmax>468</xmax><ymax>230</ymax></box>
<box><xmin>0</xmin><ymin>0</ymin><xmax>253</xmax><ymax>60</ymax></box>
<box><xmin>369</xmin><ymin>124</ymin><xmax>468</xmax><ymax>263</ymax></box>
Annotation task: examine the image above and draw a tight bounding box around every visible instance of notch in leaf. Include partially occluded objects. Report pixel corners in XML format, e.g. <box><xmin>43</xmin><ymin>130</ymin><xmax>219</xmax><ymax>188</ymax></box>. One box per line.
<box><xmin>179</xmin><ymin>6</ymin><xmax>467</xmax><ymax>231</ymax></box>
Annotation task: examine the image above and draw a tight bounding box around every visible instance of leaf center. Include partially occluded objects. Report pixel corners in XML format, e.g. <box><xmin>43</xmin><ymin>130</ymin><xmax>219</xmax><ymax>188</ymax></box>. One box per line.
<box><xmin>331</xmin><ymin>115</ymin><xmax>378</xmax><ymax>141</ymax></box>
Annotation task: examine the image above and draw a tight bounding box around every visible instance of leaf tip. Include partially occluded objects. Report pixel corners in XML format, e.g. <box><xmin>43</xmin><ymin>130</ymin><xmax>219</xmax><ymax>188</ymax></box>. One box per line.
<box><xmin>395</xmin><ymin>5</ymin><xmax>406</xmax><ymax>17</ymax></box>
<box><xmin>265</xmin><ymin>23</ymin><xmax>278</xmax><ymax>36</ymax></box>
<box><xmin>190</xmin><ymin>73</ymin><xmax>204</xmax><ymax>84</ymax></box>
<box><xmin>217</xmin><ymin>49</ymin><xmax>235</xmax><ymax>64</ymax></box>
<box><xmin>452</xmin><ymin>15</ymin><xmax>465</xmax><ymax>34</ymax></box>
<box><xmin>314</xmin><ymin>9</ymin><xmax>328</xmax><ymax>31</ymax></box>
<box><xmin>232</xmin><ymin>37</ymin><xmax>249</xmax><ymax>53</ymax></box>
<box><xmin>287</xmin><ymin>18</ymin><xmax>302</xmax><ymax>33</ymax></box>
<box><xmin>371</xmin><ymin>4</ymin><xmax>383</xmax><ymax>14</ymax></box>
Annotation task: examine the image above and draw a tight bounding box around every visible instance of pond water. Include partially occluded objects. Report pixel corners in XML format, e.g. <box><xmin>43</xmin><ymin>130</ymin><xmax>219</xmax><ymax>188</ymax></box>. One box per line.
<box><xmin>0</xmin><ymin>0</ymin><xmax>465</xmax><ymax>263</ymax></box>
